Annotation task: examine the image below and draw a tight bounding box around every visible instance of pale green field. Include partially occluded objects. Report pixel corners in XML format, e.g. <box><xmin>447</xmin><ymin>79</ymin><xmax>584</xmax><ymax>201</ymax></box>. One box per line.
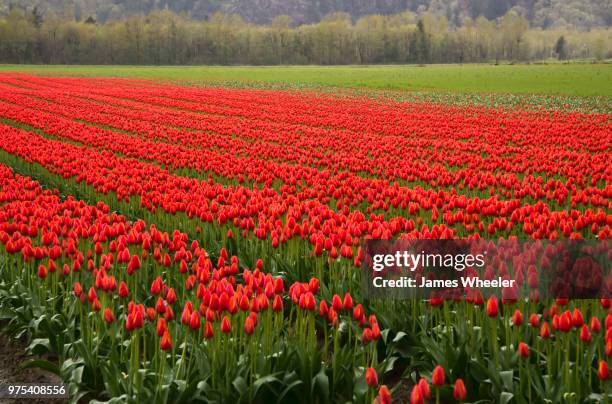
<box><xmin>1</xmin><ymin>63</ymin><xmax>611</xmax><ymax>97</ymax></box>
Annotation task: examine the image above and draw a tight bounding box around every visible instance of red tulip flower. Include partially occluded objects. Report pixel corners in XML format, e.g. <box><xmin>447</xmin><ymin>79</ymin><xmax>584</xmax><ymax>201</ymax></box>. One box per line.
<box><xmin>378</xmin><ymin>385</ymin><xmax>391</xmax><ymax>404</ymax></box>
<box><xmin>166</xmin><ymin>288</ymin><xmax>177</xmax><ymax>304</ymax></box>
<box><xmin>272</xmin><ymin>295</ymin><xmax>283</xmax><ymax>312</ymax></box>
<box><xmin>365</xmin><ymin>367</ymin><xmax>378</xmax><ymax>387</ymax></box>
<box><xmin>104</xmin><ymin>308</ymin><xmax>115</xmax><ymax>324</ymax></box>
<box><xmin>529</xmin><ymin>313</ymin><xmax>539</xmax><ymax>327</ymax></box>
<box><xmin>432</xmin><ymin>365</ymin><xmax>445</xmax><ymax>386</ymax></box>
<box><xmin>540</xmin><ymin>322</ymin><xmax>551</xmax><ymax>339</ymax></box>
<box><xmin>417</xmin><ymin>378</ymin><xmax>431</xmax><ymax>399</ymax></box>
<box><xmin>410</xmin><ymin>385</ymin><xmax>423</xmax><ymax>404</ymax></box>
<box><xmin>512</xmin><ymin>309</ymin><xmax>523</xmax><ymax>326</ymax></box>
<box><xmin>157</xmin><ymin>318</ymin><xmax>167</xmax><ymax>337</ymax></box>
<box><xmin>518</xmin><ymin>342</ymin><xmax>529</xmax><ymax>358</ymax></box>
<box><xmin>203</xmin><ymin>321</ymin><xmax>214</xmax><ymax>339</ymax></box>
<box><xmin>343</xmin><ymin>293</ymin><xmax>353</xmax><ymax>311</ymax></box>
<box><xmin>599</xmin><ymin>360</ymin><xmax>610</xmax><ymax>381</ymax></box>
<box><xmin>244</xmin><ymin>316</ymin><xmax>255</xmax><ymax>335</ymax></box>
<box><xmin>160</xmin><ymin>330</ymin><xmax>173</xmax><ymax>351</ymax></box>
<box><xmin>118</xmin><ymin>281</ymin><xmax>129</xmax><ymax>298</ymax></box>
<box><xmin>580</xmin><ymin>325</ymin><xmax>592</xmax><ymax>343</ymax></box>
<box><xmin>486</xmin><ymin>296</ymin><xmax>498</xmax><ymax>317</ymax></box>
<box><xmin>453</xmin><ymin>378</ymin><xmax>467</xmax><ymax>401</ymax></box>
<box><xmin>189</xmin><ymin>311</ymin><xmax>201</xmax><ymax>331</ymax></box>
<box><xmin>221</xmin><ymin>316</ymin><xmax>232</xmax><ymax>334</ymax></box>
<box><xmin>37</xmin><ymin>264</ymin><xmax>47</xmax><ymax>279</ymax></box>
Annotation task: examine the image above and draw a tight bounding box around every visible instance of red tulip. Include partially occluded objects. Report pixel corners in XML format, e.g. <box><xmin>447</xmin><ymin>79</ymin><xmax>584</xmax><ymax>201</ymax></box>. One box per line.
<box><xmin>599</xmin><ymin>360</ymin><xmax>610</xmax><ymax>381</ymax></box>
<box><xmin>529</xmin><ymin>313</ymin><xmax>539</xmax><ymax>327</ymax></box>
<box><xmin>343</xmin><ymin>293</ymin><xmax>353</xmax><ymax>311</ymax></box>
<box><xmin>319</xmin><ymin>300</ymin><xmax>328</xmax><ymax>317</ymax></box>
<box><xmin>308</xmin><ymin>278</ymin><xmax>319</xmax><ymax>294</ymax></box>
<box><xmin>572</xmin><ymin>308</ymin><xmax>584</xmax><ymax>328</ymax></box>
<box><xmin>127</xmin><ymin>255</ymin><xmax>141</xmax><ymax>275</ymax></box>
<box><xmin>118</xmin><ymin>281</ymin><xmax>129</xmax><ymax>298</ymax></box>
<box><xmin>37</xmin><ymin>264</ymin><xmax>47</xmax><ymax>279</ymax></box>
<box><xmin>104</xmin><ymin>308</ymin><xmax>114</xmax><ymax>324</ymax></box>
<box><xmin>378</xmin><ymin>385</ymin><xmax>392</xmax><ymax>404</ymax></box>
<box><xmin>432</xmin><ymin>365</ymin><xmax>445</xmax><ymax>386</ymax></box>
<box><xmin>166</xmin><ymin>288</ymin><xmax>177</xmax><ymax>304</ymax></box>
<box><xmin>605</xmin><ymin>340</ymin><xmax>612</xmax><ymax>357</ymax></box>
<box><xmin>409</xmin><ymin>385</ymin><xmax>423</xmax><ymax>404</ymax></box>
<box><xmin>362</xmin><ymin>328</ymin><xmax>373</xmax><ymax>344</ymax></box>
<box><xmin>150</xmin><ymin>276</ymin><xmax>162</xmax><ymax>295</ymax></box>
<box><xmin>73</xmin><ymin>282</ymin><xmax>83</xmax><ymax>297</ymax></box>
<box><xmin>157</xmin><ymin>318</ymin><xmax>167</xmax><ymax>337</ymax></box>
<box><xmin>165</xmin><ymin>305</ymin><xmax>174</xmax><ymax>321</ymax></box>
<box><xmin>181</xmin><ymin>304</ymin><xmax>192</xmax><ymax>325</ymax></box>
<box><xmin>486</xmin><ymin>296</ymin><xmax>498</xmax><ymax>317</ymax></box>
<box><xmin>244</xmin><ymin>316</ymin><xmax>255</xmax><ymax>335</ymax></box>
<box><xmin>87</xmin><ymin>287</ymin><xmax>97</xmax><ymax>303</ymax></box>
<box><xmin>580</xmin><ymin>324</ymin><xmax>592</xmax><ymax>342</ymax></box>
<box><xmin>221</xmin><ymin>316</ymin><xmax>231</xmax><ymax>334</ymax></box>
<box><xmin>160</xmin><ymin>330</ymin><xmax>173</xmax><ymax>351</ymax></box>
<box><xmin>365</xmin><ymin>367</ymin><xmax>378</xmax><ymax>387</ymax></box>
<box><xmin>518</xmin><ymin>342</ymin><xmax>529</xmax><ymax>358</ymax></box>
<box><xmin>331</xmin><ymin>294</ymin><xmax>342</xmax><ymax>312</ymax></box>
<box><xmin>512</xmin><ymin>309</ymin><xmax>523</xmax><ymax>326</ymax></box>
<box><xmin>540</xmin><ymin>322</ymin><xmax>551</xmax><ymax>339</ymax></box>
<box><xmin>203</xmin><ymin>321</ymin><xmax>214</xmax><ymax>339</ymax></box>
<box><xmin>559</xmin><ymin>311</ymin><xmax>572</xmax><ymax>332</ymax></box>
<box><xmin>156</xmin><ymin>297</ymin><xmax>166</xmax><ymax>314</ymax></box>
<box><xmin>189</xmin><ymin>311</ymin><xmax>201</xmax><ymax>331</ymax></box>
<box><xmin>417</xmin><ymin>377</ymin><xmax>431</xmax><ymax>399</ymax></box>
<box><xmin>453</xmin><ymin>378</ymin><xmax>467</xmax><ymax>401</ymax></box>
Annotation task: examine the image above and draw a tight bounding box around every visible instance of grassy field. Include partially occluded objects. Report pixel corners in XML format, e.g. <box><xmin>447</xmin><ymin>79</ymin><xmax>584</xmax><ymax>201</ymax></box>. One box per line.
<box><xmin>1</xmin><ymin>63</ymin><xmax>611</xmax><ymax>97</ymax></box>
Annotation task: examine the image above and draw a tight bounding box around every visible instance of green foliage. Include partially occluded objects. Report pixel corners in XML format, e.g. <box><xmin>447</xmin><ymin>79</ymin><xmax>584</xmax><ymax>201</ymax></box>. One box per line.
<box><xmin>0</xmin><ymin>8</ymin><xmax>610</xmax><ymax>65</ymax></box>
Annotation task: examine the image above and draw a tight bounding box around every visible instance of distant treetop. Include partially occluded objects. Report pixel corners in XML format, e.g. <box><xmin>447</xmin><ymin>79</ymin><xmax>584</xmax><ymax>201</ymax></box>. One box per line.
<box><xmin>2</xmin><ymin>0</ymin><xmax>610</xmax><ymax>28</ymax></box>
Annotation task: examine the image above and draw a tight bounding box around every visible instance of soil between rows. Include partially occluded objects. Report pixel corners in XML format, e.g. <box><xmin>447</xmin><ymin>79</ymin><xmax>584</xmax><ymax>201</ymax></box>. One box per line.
<box><xmin>0</xmin><ymin>330</ymin><xmax>63</xmax><ymax>404</ymax></box>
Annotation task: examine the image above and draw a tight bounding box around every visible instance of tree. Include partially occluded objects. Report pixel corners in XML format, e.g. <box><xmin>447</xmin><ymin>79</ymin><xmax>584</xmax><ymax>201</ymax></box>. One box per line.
<box><xmin>554</xmin><ymin>35</ymin><xmax>567</xmax><ymax>60</ymax></box>
<box><xmin>31</xmin><ymin>6</ymin><xmax>43</xmax><ymax>27</ymax></box>
<box><xmin>412</xmin><ymin>19</ymin><xmax>430</xmax><ymax>64</ymax></box>
<box><xmin>499</xmin><ymin>11</ymin><xmax>529</xmax><ymax>61</ymax></box>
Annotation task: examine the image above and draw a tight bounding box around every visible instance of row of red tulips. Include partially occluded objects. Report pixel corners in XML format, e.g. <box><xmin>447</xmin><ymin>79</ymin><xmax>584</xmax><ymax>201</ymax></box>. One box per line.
<box><xmin>0</xmin><ymin>103</ymin><xmax>608</xmax><ymax>255</ymax></box>
<box><xmin>1</xmin><ymin>75</ymin><xmax>610</xmax><ymax>207</ymax></box>
<box><xmin>0</xmin><ymin>74</ymin><xmax>609</xmax><ymax>402</ymax></box>
<box><xmin>0</xmin><ymin>162</ymin><xmax>406</xmax><ymax>402</ymax></box>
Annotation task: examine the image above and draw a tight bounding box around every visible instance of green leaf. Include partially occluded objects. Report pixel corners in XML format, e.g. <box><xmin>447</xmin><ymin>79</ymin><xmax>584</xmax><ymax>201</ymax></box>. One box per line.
<box><xmin>232</xmin><ymin>376</ymin><xmax>248</xmax><ymax>396</ymax></box>
<box><xmin>500</xmin><ymin>391</ymin><xmax>514</xmax><ymax>404</ymax></box>
<box><xmin>499</xmin><ymin>370</ymin><xmax>514</xmax><ymax>391</ymax></box>
<box><xmin>276</xmin><ymin>380</ymin><xmax>303</xmax><ymax>404</ymax></box>
<box><xmin>27</xmin><ymin>338</ymin><xmax>51</xmax><ymax>355</ymax></box>
<box><xmin>383</xmin><ymin>356</ymin><xmax>398</xmax><ymax>374</ymax></box>
<box><xmin>19</xmin><ymin>359</ymin><xmax>60</xmax><ymax>376</ymax></box>
<box><xmin>253</xmin><ymin>374</ymin><xmax>281</xmax><ymax>399</ymax></box>
<box><xmin>70</xmin><ymin>365</ymin><xmax>84</xmax><ymax>385</ymax></box>
<box><xmin>380</xmin><ymin>328</ymin><xmax>390</xmax><ymax>344</ymax></box>
<box><xmin>392</xmin><ymin>331</ymin><xmax>408</xmax><ymax>343</ymax></box>
<box><xmin>312</xmin><ymin>367</ymin><xmax>329</xmax><ymax>401</ymax></box>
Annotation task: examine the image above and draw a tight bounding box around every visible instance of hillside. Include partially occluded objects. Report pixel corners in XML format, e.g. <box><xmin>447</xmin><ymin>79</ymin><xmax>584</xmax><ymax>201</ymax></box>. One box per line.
<box><xmin>3</xmin><ymin>0</ymin><xmax>611</xmax><ymax>28</ymax></box>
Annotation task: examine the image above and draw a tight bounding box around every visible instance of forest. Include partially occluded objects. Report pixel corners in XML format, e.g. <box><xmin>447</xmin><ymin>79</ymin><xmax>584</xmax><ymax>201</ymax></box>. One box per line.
<box><xmin>0</xmin><ymin>6</ymin><xmax>610</xmax><ymax>65</ymax></box>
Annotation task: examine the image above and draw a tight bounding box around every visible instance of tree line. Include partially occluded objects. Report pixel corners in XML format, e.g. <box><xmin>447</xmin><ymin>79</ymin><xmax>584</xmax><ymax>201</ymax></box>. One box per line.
<box><xmin>0</xmin><ymin>8</ymin><xmax>610</xmax><ymax>65</ymax></box>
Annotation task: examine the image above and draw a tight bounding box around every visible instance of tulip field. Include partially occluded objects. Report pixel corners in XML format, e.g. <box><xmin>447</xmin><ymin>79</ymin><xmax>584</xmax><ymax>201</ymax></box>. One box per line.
<box><xmin>0</xmin><ymin>72</ymin><xmax>610</xmax><ymax>403</ymax></box>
